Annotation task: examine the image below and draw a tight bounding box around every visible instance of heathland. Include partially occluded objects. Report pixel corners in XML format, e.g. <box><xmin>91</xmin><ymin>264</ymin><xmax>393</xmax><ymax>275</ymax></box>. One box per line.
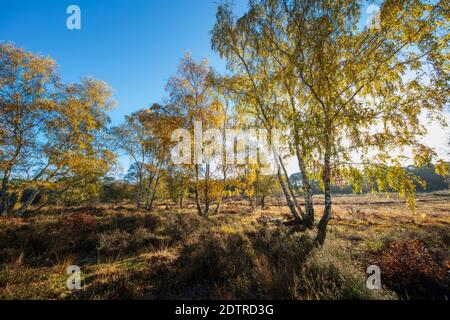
<box><xmin>1</xmin><ymin>192</ymin><xmax>448</xmax><ymax>300</ymax></box>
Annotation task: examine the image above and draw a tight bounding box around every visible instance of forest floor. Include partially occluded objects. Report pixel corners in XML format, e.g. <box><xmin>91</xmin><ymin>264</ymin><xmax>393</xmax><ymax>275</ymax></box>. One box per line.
<box><xmin>0</xmin><ymin>191</ymin><xmax>449</xmax><ymax>300</ymax></box>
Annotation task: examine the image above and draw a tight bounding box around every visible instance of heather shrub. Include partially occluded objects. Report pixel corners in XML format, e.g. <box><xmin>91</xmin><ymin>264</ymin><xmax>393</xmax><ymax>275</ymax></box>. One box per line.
<box><xmin>174</xmin><ymin>227</ymin><xmax>395</xmax><ymax>300</ymax></box>
<box><xmin>60</xmin><ymin>213</ymin><xmax>98</xmax><ymax>233</ymax></box>
<box><xmin>97</xmin><ymin>229</ymin><xmax>134</xmax><ymax>258</ymax></box>
<box><xmin>375</xmin><ymin>240</ymin><xmax>449</xmax><ymax>299</ymax></box>
<box><xmin>292</xmin><ymin>242</ymin><xmax>395</xmax><ymax>300</ymax></box>
<box><xmin>177</xmin><ymin>231</ymin><xmax>258</xmax><ymax>298</ymax></box>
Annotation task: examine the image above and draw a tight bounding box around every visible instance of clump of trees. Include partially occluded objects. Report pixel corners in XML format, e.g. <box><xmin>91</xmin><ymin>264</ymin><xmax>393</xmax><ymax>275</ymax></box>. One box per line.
<box><xmin>211</xmin><ymin>0</ymin><xmax>449</xmax><ymax>244</ymax></box>
<box><xmin>0</xmin><ymin>44</ymin><xmax>115</xmax><ymax>216</ymax></box>
<box><xmin>165</xmin><ymin>54</ymin><xmax>228</xmax><ymax>216</ymax></box>
<box><xmin>114</xmin><ymin>103</ymin><xmax>182</xmax><ymax>211</ymax></box>
<box><xmin>1</xmin><ymin>0</ymin><xmax>448</xmax><ymax>247</ymax></box>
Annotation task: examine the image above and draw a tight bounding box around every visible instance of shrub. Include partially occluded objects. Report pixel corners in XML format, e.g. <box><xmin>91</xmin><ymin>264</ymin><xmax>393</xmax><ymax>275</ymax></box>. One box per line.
<box><xmin>108</xmin><ymin>212</ymin><xmax>161</xmax><ymax>234</ymax></box>
<box><xmin>293</xmin><ymin>243</ymin><xmax>395</xmax><ymax>300</ymax></box>
<box><xmin>177</xmin><ymin>231</ymin><xmax>259</xmax><ymax>298</ymax></box>
<box><xmin>0</xmin><ymin>266</ymin><xmax>61</xmax><ymax>299</ymax></box>
<box><xmin>60</xmin><ymin>213</ymin><xmax>98</xmax><ymax>233</ymax></box>
<box><xmin>97</xmin><ymin>227</ymin><xmax>160</xmax><ymax>259</ymax></box>
<box><xmin>249</xmin><ymin>227</ymin><xmax>314</xmax><ymax>269</ymax></box>
<box><xmin>375</xmin><ymin>240</ymin><xmax>449</xmax><ymax>299</ymax></box>
<box><xmin>97</xmin><ymin>230</ymin><xmax>134</xmax><ymax>258</ymax></box>
<box><xmin>162</xmin><ymin>213</ymin><xmax>204</xmax><ymax>242</ymax></box>
<box><xmin>174</xmin><ymin>227</ymin><xmax>394</xmax><ymax>300</ymax></box>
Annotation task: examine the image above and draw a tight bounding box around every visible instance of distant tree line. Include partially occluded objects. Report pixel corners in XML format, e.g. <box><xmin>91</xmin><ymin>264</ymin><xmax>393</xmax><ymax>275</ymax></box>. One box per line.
<box><xmin>290</xmin><ymin>164</ymin><xmax>449</xmax><ymax>194</ymax></box>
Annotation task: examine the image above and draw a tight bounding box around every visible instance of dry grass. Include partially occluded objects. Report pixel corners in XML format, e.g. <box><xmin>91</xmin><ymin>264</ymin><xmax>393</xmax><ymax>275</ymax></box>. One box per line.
<box><xmin>0</xmin><ymin>191</ymin><xmax>448</xmax><ymax>300</ymax></box>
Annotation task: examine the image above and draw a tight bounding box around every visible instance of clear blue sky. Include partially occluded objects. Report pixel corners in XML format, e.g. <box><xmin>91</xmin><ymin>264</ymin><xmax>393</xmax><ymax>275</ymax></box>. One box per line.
<box><xmin>1</xmin><ymin>1</ymin><xmax>448</xmax><ymax>173</ymax></box>
<box><xmin>0</xmin><ymin>0</ymin><xmax>247</xmax><ymax>126</ymax></box>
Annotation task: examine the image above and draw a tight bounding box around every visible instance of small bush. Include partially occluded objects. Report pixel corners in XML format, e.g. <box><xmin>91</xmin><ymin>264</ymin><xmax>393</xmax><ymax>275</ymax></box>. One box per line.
<box><xmin>60</xmin><ymin>213</ymin><xmax>98</xmax><ymax>233</ymax></box>
<box><xmin>108</xmin><ymin>213</ymin><xmax>161</xmax><ymax>233</ymax></box>
<box><xmin>375</xmin><ymin>240</ymin><xmax>449</xmax><ymax>299</ymax></box>
<box><xmin>163</xmin><ymin>213</ymin><xmax>204</xmax><ymax>242</ymax></box>
<box><xmin>293</xmin><ymin>243</ymin><xmax>394</xmax><ymax>300</ymax></box>
<box><xmin>177</xmin><ymin>231</ymin><xmax>259</xmax><ymax>298</ymax></box>
<box><xmin>180</xmin><ymin>232</ymin><xmax>256</xmax><ymax>282</ymax></box>
<box><xmin>249</xmin><ymin>227</ymin><xmax>314</xmax><ymax>269</ymax></box>
<box><xmin>96</xmin><ymin>227</ymin><xmax>160</xmax><ymax>259</ymax></box>
<box><xmin>97</xmin><ymin>230</ymin><xmax>134</xmax><ymax>258</ymax></box>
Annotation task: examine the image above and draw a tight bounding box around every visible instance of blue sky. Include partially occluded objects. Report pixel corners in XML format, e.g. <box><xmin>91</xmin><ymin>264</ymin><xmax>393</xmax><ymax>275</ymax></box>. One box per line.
<box><xmin>0</xmin><ymin>0</ymin><xmax>379</xmax><ymax>129</ymax></box>
<box><xmin>0</xmin><ymin>0</ymin><xmax>247</xmax><ymax>126</ymax></box>
<box><xmin>1</xmin><ymin>1</ymin><xmax>448</xmax><ymax>174</ymax></box>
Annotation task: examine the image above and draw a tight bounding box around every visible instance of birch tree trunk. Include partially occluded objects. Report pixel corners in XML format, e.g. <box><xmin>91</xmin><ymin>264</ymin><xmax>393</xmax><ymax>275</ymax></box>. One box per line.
<box><xmin>17</xmin><ymin>189</ymin><xmax>39</xmax><ymax>217</ymax></box>
<box><xmin>316</xmin><ymin>146</ymin><xmax>332</xmax><ymax>246</ymax></box>
<box><xmin>0</xmin><ymin>173</ymin><xmax>11</xmax><ymax>216</ymax></box>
